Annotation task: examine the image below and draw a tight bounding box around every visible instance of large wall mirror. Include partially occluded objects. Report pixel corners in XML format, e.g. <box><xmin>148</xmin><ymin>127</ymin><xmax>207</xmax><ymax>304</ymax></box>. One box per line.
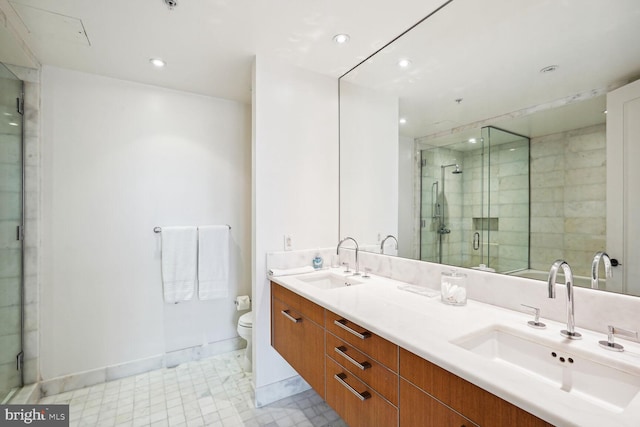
<box><xmin>339</xmin><ymin>0</ymin><xmax>640</xmax><ymax>296</ymax></box>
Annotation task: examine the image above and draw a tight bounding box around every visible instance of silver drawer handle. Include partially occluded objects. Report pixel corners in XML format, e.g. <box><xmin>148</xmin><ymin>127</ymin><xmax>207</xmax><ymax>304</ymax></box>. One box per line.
<box><xmin>335</xmin><ymin>346</ymin><xmax>371</xmax><ymax>370</ymax></box>
<box><xmin>334</xmin><ymin>319</ymin><xmax>371</xmax><ymax>339</ymax></box>
<box><xmin>334</xmin><ymin>373</ymin><xmax>371</xmax><ymax>401</ymax></box>
<box><xmin>281</xmin><ymin>310</ymin><xmax>301</xmax><ymax>323</ymax></box>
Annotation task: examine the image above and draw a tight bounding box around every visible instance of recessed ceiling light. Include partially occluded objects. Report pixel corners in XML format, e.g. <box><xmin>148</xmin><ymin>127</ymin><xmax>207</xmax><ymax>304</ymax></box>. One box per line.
<box><xmin>397</xmin><ymin>59</ymin><xmax>412</xmax><ymax>68</ymax></box>
<box><xmin>540</xmin><ymin>65</ymin><xmax>559</xmax><ymax>74</ymax></box>
<box><xmin>333</xmin><ymin>34</ymin><xmax>350</xmax><ymax>44</ymax></box>
<box><xmin>149</xmin><ymin>58</ymin><xmax>166</xmax><ymax>68</ymax></box>
<box><xmin>8</xmin><ymin>122</ymin><xmax>19</xmax><ymax>126</ymax></box>
<box><xmin>468</xmin><ymin>138</ymin><xmax>477</xmax><ymax>144</ymax></box>
<box><xmin>603</xmin><ymin>109</ymin><xmax>608</xmax><ymax>114</ymax></box>
<box><xmin>399</xmin><ymin>118</ymin><xmax>407</xmax><ymax>124</ymax></box>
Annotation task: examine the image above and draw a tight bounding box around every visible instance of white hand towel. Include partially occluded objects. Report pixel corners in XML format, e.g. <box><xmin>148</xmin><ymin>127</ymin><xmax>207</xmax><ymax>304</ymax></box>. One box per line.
<box><xmin>198</xmin><ymin>225</ymin><xmax>230</xmax><ymax>300</ymax></box>
<box><xmin>268</xmin><ymin>266</ymin><xmax>315</xmax><ymax>277</ymax></box>
<box><xmin>161</xmin><ymin>226</ymin><xmax>198</xmax><ymax>303</ymax></box>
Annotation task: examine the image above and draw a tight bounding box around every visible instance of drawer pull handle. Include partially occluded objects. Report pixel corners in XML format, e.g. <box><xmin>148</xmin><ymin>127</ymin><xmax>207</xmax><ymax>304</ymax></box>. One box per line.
<box><xmin>281</xmin><ymin>310</ymin><xmax>301</xmax><ymax>323</ymax></box>
<box><xmin>334</xmin><ymin>319</ymin><xmax>371</xmax><ymax>339</ymax></box>
<box><xmin>335</xmin><ymin>346</ymin><xmax>371</xmax><ymax>370</ymax></box>
<box><xmin>334</xmin><ymin>373</ymin><xmax>371</xmax><ymax>401</ymax></box>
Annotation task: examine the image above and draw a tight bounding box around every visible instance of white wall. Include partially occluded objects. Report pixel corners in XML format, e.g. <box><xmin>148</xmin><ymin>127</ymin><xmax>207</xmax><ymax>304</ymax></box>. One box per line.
<box><xmin>252</xmin><ymin>56</ymin><xmax>339</xmax><ymax>397</ymax></box>
<box><xmin>40</xmin><ymin>67</ymin><xmax>251</xmax><ymax>380</ymax></box>
<box><xmin>339</xmin><ymin>81</ymin><xmax>398</xmax><ymax>247</ymax></box>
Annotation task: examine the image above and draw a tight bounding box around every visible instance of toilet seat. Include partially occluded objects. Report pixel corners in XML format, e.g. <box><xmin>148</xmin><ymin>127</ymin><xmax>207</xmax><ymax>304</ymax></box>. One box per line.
<box><xmin>239</xmin><ymin>311</ymin><xmax>253</xmax><ymax>328</ymax></box>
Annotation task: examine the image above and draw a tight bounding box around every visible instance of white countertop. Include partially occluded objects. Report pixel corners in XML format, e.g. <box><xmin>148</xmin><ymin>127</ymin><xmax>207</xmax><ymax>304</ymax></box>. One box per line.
<box><xmin>270</xmin><ymin>268</ymin><xmax>640</xmax><ymax>427</ymax></box>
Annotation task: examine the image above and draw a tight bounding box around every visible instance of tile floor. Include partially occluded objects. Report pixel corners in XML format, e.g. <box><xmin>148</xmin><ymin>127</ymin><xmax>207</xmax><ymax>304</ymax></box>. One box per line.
<box><xmin>38</xmin><ymin>350</ymin><xmax>347</xmax><ymax>427</ymax></box>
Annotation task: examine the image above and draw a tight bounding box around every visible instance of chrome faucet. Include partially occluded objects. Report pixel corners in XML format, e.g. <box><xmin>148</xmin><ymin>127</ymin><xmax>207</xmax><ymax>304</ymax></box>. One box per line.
<box><xmin>337</xmin><ymin>237</ymin><xmax>360</xmax><ymax>275</ymax></box>
<box><xmin>547</xmin><ymin>260</ymin><xmax>581</xmax><ymax>339</ymax></box>
<box><xmin>380</xmin><ymin>235</ymin><xmax>398</xmax><ymax>255</ymax></box>
<box><xmin>591</xmin><ymin>251</ymin><xmax>612</xmax><ymax>290</ymax></box>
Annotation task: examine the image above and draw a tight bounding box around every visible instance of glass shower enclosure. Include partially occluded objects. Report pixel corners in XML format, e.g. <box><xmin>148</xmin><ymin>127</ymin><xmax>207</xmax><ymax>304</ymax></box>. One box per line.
<box><xmin>0</xmin><ymin>62</ymin><xmax>24</xmax><ymax>403</ymax></box>
<box><xmin>420</xmin><ymin>126</ymin><xmax>530</xmax><ymax>273</ymax></box>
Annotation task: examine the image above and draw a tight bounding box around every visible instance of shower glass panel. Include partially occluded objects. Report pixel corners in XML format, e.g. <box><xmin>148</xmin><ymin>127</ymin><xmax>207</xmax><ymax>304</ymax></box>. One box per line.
<box><xmin>481</xmin><ymin>126</ymin><xmax>530</xmax><ymax>273</ymax></box>
<box><xmin>420</xmin><ymin>140</ymin><xmax>476</xmax><ymax>266</ymax></box>
<box><xmin>0</xmin><ymin>62</ymin><xmax>23</xmax><ymax>402</ymax></box>
<box><xmin>419</xmin><ymin>126</ymin><xmax>529</xmax><ymax>272</ymax></box>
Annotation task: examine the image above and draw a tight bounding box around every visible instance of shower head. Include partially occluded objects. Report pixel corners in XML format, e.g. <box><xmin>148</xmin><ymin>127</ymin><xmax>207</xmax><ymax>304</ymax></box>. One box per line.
<box><xmin>441</xmin><ymin>163</ymin><xmax>462</xmax><ymax>174</ymax></box>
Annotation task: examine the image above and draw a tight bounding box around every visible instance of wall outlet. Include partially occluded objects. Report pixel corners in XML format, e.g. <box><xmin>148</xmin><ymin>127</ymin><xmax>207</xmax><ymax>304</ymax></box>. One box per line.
<box><xmin>284</xmin><ymin>235</ymin><xmax>293</xmax><ymax>251</ymax></box>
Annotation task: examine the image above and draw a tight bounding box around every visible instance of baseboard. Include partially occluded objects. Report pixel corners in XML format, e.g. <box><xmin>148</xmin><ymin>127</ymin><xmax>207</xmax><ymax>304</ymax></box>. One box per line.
<box><xmin>38</xmin><ymin>337</ymin><xmax>246</xmax><ymax>397</ymax></box>
<box><xmin>254</xmin><ymin>375</ymin><xmax>311</xmax><ymax>408</ymax></box>
<box><xmin>165</xmin><ymin>337</ymin><xmax>245</xmax><ymax>368</ymax></box>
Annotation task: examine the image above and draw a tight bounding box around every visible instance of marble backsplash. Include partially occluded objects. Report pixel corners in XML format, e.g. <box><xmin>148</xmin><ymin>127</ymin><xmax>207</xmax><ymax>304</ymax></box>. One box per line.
<box><xmin>267</xmin><ymin>248</ymin><xmax>640</xmax><ymax>339</ymax></box>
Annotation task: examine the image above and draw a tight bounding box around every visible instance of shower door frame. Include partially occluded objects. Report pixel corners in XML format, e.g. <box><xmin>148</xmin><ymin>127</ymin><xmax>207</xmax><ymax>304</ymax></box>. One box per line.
<box><xmin>0</xmin><ymin>63</ymin><xmax>25</xmax><ymax>403</ymax></box>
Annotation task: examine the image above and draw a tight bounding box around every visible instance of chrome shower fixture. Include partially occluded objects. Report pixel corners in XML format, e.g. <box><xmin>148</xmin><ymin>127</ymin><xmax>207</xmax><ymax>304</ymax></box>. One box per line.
<box><xmin>441</xmin><ymin>163</ymin><xmax>462</xmax><ymax>174</ymax></box>
<box><xmin>164</xmin><ymin>0</ymin><xmax>177</xmax><ymax>10</ymax></box>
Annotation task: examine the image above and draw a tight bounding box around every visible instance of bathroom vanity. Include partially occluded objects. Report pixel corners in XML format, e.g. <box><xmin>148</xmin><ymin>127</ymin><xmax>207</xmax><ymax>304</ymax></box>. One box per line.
<box><xmin>269</xmin><ymin>269</ymin><xmax>640</xmax><ymax>427</ymax></box>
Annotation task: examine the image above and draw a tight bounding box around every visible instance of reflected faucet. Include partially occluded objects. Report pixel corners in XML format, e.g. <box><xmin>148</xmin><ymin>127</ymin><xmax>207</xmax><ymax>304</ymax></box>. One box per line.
<box><xmin>547</xmin><ymin>260</ymin><xmax>581</xmax><ymax>339</ymax></box>
<box><xmin>591</xmin><ymin>251</ymin><xmax>612</xmax><ymax>290</ymax></box>
<box><xmin>337</xmin><ymin>237</ymin><xmax>359</xmax><ymax>275</ymax></box>
<box><xmin>380</xmin><ymin>235</ymin><xmax>398</xmax><ymax>255</ymax></box>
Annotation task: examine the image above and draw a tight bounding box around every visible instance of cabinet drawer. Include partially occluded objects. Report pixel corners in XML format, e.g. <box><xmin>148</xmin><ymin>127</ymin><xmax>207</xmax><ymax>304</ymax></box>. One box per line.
<box><xmin>400</xmin><ymin>379</ymin><xmax>477</xmax><ymax>427</ymax></box>
<box><xmin>399</xmin><ymin>348</ymin><xmax>552</xmax><ymax>427</ymax></box>
<box><xmin>271</xmin><ymin>281</ymin><xmax>324</xmax><ymax>325</ymax></box>
<box><xmin>326</xmin><ymin>333</ymin><xmax>398</xmax><ymax>405</ymax></box>
<box><xmin>326</xmin><ymin>356</ymin><xmax>398</xmax><ymax>427</ymax></box>
<box><xmin>272</xmin><ymin>297</ymin><xmax>325</xmax><ymax>398</ymax></box>
<box><xmin>326</xmin><ymin>310</ymin><xmax>398</xmax><ymax>371</ymax></box>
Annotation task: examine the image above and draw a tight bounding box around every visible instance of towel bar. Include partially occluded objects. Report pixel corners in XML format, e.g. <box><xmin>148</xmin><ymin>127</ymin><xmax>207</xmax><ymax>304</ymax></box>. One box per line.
<box><xmin>154</xmin><ymin>225</ymin><xmax>231</xmax><ymax>233</ymax></box>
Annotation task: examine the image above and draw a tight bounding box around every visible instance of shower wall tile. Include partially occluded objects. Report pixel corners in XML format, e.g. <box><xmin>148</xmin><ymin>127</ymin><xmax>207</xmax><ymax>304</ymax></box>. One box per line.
<box><xmin>499</xmin><ymin>175</ymin><xmax>528</xmax><ymax>190</ymax></box>
<box><xmin>530</xmin><ymin>124</ymin><xmax>605</xmax><ymax>277</ymax></box>
<box><xmin>564</xmin><ymin>217</ymin><xmax>605</xmax><ymax>235</ymax></box>
<box><xmin>531</xmin><ymin>217</ymin><xmax>564</xmax><ymax>234</ymax></box>
<box><xmin>0</xmin><ymin>334</ymin><xmax>20</xmax><ymax>363</ymax></box>
<box><xmin>565</xmin><ymin>165</ymin><xmax>605</xmax><ymax>185</ymax></box>
<box><xmin>500</xmin><ymin>203</ymin><xmax>529</xmax><ymax>218</ymax></box>
<box><xmin>0</xmin><ymin>305</ymin><xmax>20</xmax><ymax>333</ymax></box>
<box><xmin>531</xmin><ymin>170</ymin><xmax>565</xmax><ymax>188</ymax></box>
<box><xmin>565</xmin><ymin>200</ymin><xmax>605</xmax><ymax>218</ymax></box>
<box><xmin>0</xmin><ymin>277</ymin><xmax>21</xmax><ymax>308</ymax></box>
<box><xmin>564</xmin><ymin>184</ymin><xmax>605</xmax><ymax>202</ymax></box>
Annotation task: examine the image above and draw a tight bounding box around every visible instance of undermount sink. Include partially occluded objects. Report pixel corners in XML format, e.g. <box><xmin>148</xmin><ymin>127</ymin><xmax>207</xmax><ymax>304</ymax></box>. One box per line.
<box><xmin>452</xmin><ymin>326</ymin><xmax>640</xmax><ymax>412</ymax></box>
<box><xmin>297</xmin><ymin>271</ymin><xmax>363</xmax><ymax>290</ymax></box>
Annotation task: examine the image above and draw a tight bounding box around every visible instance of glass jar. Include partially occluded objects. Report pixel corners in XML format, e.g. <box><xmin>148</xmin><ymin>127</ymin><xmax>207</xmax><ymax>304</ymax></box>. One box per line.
<box><xmin>441</xmin><ymin>270</ymin><xmax>467</xmax><ymax>306</ymax></box>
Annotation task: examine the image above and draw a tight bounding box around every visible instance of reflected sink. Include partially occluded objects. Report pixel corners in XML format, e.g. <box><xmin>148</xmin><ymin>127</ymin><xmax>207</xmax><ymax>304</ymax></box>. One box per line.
<box><xmin>452</xmin><ymin>326</ymin><xmax>640</xmax><ymax>412</ymax></box>
<box><xmin>297</xmin><ymin>272</ymin><xmax>363</xmax><ymax>290</ymax></box>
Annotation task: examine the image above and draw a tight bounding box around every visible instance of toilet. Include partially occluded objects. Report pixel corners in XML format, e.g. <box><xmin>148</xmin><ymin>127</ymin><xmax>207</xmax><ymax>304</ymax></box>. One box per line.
<box><xmin>237</xmin><ymin>311</ymin><xmax>253</xmax><ymax>372</ymax></box>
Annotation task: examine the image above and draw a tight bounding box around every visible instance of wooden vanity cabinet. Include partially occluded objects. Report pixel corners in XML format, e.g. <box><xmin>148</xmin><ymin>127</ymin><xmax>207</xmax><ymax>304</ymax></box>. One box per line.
<box><xmin>399</xmin><ymin>348</ymin><xmax>553</xmax><ymax>427</ymax></box>
<box><xmin>326</xmin><ymin>310</ymin><xmax>398</xmax><ymax>370</ymax></box>
<box><xmin>400</xmin><ymin>379</ymin><xmax>477</xmax><ymax>427</ymax></box>
<box><xmin>326</xmin><ymin>356</ymin><xmax>398</xmax><ymax>427</ymax></box>
<box><xmin>271</xmin><ymin>282</ymin><xmax>552</xmax><ymax>427</ymax></box>
<box><xmin>271</xmin><ymin>282</ymin><xmax>325</xmax><ymax>398</ymax></box>
<box><xmin>325</xmin><ymin>310</ymin><xmax>399</xmax><ymax>427</ymax></box>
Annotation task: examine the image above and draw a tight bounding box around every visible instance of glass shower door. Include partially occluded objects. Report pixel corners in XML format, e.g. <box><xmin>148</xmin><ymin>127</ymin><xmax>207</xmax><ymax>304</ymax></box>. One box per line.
<box><xmin>0</xmin><ymin>62</ymin><xmax>23</xmax><ymax>402</ymax></box>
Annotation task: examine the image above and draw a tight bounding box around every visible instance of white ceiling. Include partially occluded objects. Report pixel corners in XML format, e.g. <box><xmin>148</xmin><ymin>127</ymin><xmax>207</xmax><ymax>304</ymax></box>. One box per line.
<box><xmin>342</xmin><ymin>0</ymin><xmax>640</xmax><ymax>142</ymax></box>
<box><xmin>0</xmin><ymin>0</ymin><xmax>451</xmax><ymax>103</ymax></box>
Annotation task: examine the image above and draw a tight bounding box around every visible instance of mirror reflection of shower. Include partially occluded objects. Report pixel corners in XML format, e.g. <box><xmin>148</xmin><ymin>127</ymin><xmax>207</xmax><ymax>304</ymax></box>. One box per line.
<box><xmin>436</xmin><ymin>163</ymin><xmax>462</xmax><ymax>263</ymax></box>
<box><xmin>419</xmin><ymin>126</ymin><xmax>530</xmax><ymax>273</ymax></box>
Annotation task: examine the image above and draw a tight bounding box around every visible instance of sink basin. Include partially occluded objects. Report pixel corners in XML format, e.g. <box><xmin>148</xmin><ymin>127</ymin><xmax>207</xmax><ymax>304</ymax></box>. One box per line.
<box><xmin>297</xmin><ymin>272</ymin><xmax>363</xmax><ymax>290</ymax></box>
<box><xmin>452</xmin><ymin>326</ymin><xmax>640</xmax><ymax>412</ymax></box>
